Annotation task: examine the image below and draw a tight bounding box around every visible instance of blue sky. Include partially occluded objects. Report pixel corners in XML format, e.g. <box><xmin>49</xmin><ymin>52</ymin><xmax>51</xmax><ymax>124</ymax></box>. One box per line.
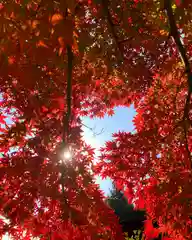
<box><xmin>82</xmin><ymin>105</ymin><xmax>136</xmax><ymax>195</ymax></box>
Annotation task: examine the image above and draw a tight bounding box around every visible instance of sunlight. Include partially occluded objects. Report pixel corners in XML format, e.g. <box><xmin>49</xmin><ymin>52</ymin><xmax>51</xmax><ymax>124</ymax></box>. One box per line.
<box><xmin>2</xmin><ymin>233</ymin><xmax>9</xmax><ymax>240</ymax></box>
<box><xmin>62</xmin><ymin>149</ymin><xmax>72</xmax><ymax>160</ymax></box>
<box><xmin>59</xmin><ymin>146</ymin><xmax>73</xmax><ymax>163</ymax></box>
<box><xmin>0</xmin><ymin>217</ymin><xmax>10</xmax><ymax>240</ymax></box>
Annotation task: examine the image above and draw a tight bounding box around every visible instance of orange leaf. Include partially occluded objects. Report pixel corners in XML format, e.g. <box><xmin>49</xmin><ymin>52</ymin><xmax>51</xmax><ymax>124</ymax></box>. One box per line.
<box><xmin>51</xmin><ymin>13</ymin><xmax>63</xmax><ymax>26</ymax></box>
<box><xmin>36</xmin><ymin>40</ymin><xmax>49</xmax><ymax>48</ymax></box>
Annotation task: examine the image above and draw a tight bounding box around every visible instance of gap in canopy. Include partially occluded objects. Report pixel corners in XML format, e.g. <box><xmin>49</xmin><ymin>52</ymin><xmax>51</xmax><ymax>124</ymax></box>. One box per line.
<box><xmin>82</xmin><ymin>105</ymin><xmax>136</xmax><ymax>196</ymax></box>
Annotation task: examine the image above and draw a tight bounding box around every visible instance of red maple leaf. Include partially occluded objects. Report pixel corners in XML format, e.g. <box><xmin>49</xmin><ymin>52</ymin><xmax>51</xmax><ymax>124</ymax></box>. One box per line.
<box><xmin>0</xmin><ymin>115</ymin><xmax>6</xmax><ymax>125</ymax></box>
<box><xmin>0</xmin><ymin>0</ymin><xmax>191</xmax><ymax>239</ymax></box>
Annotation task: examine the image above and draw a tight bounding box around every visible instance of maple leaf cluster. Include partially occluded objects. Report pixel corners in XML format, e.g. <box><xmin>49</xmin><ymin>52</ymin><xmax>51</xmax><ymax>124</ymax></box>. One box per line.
<box><xmin>0</xmin><ymin>0</ymin><xmax>192</xmax><ymax>239</ymax></box>
<box><xmin>0</xmin><ymin>0</ymin><xmax>124</xmax><ymax>239</ymax></box>
<box><xmin>94</xmin><ymin>1</ymin><xmax>192</xmax><ymax>239</ymax></box>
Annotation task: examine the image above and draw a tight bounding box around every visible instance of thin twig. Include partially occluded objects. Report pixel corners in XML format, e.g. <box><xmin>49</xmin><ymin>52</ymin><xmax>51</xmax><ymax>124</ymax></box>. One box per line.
<box><xmin>118</xmin><ymin>37</ymin><xmax>134</xmax><ymax>45</ymax></box>
<box><xmin>82</xmin><ymin>123</ymin><xmax>104</xmax><ymax>136</ymax></box>
<box><xmin>93</xmin><ymin>128</ymin><xmax>104</xmax><ymax>137</ymax></box>
<box><xmin>81</xmin><ymin>123</ymin><xmax>96</xmax><ymax>132</ymax></box>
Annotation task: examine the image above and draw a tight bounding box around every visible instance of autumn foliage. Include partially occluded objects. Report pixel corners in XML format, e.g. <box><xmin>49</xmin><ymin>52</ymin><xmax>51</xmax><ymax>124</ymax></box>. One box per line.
<box><xmin>0</xmin><ymin>0</ymin><xmax>192</xmax><ymax>239</ymax></box>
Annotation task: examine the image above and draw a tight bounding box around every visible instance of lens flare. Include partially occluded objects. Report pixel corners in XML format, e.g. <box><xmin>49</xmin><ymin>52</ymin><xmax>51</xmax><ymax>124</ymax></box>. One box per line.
<box><xmin>63</xmin><ymin>150</ymin><xmax>72</xmax><ymax>160</ymax></box>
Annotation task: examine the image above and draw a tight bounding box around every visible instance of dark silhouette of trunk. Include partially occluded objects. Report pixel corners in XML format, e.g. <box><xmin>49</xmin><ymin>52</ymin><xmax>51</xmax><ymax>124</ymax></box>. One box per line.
<box><xmin>106</xmin><ymin>184</ymin><xmax>163</xmax><ymax>240</ymax></box>
<box><xmin>106</xmin><ymin>185</ymin><xmax>146</xmax><ymax>239</ymax></box>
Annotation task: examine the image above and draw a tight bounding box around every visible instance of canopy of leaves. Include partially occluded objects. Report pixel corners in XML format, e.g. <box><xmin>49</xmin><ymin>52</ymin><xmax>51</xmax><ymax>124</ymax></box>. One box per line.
<box><xmin>0</xmin><ymin>0</ymin><xmax>191</xmax><ymax>239</ymax></box>
<box><xmin>95</xmin><ymin>0</ymin><xmax>192</xmax><ymax>239</ymax></box>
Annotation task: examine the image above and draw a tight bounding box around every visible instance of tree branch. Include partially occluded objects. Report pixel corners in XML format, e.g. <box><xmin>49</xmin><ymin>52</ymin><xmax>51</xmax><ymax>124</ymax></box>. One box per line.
<box><xmin>60</xmin><ymin>7</ymin><xmax>74</xmax><ymax>219</ymax></box>
<box><xmin>183</xmin><ymin>123</ymin><xmax>192</xmax><ymax>167</ymax></box>
<box><xmin>60</xmin><ymin>44</ymin><xmax>73</xmax><ymax>221</ymax></box>
<box><xmin>164</xmin><ymin>1</ymin><xmax>190</xmax><ymax>72</ymax></box>
<box><xmin>164</xmin><ymin>0</ymin><xmax>192</xmax><ymax>165</ymax></box>
<box><xmin>101</xmin><ymin>0</ymin><xmax>130</xmax><ymax>63</ymax></box>
<box><xmin>164</xmin><ymin>0</ymin><xmax>192</xmax><ymax>118</ymax></box>
<box><xmin>63</xmin><ymin>45</ymin><xmax>73</xmax><ymax>142</ymax></box>
<box><xmin>101</xmin><ymin>0</ymin><xmax>119</xmax><ymax>43</ymax></box>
